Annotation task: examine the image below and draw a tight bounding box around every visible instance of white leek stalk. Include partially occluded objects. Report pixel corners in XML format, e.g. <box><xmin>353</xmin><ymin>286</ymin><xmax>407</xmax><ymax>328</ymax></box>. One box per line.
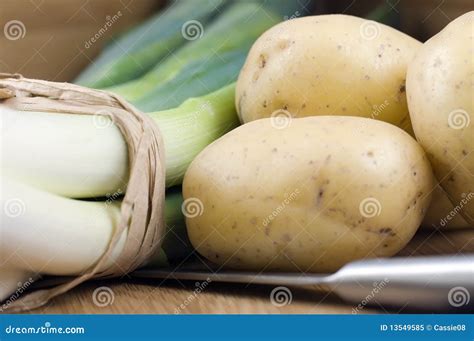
<box><xmin>0</xmin><ymin>176</ymin><xmax>126</xmax><ymax>302</ymax></box>
<box><xmin>0</xmin><ymin>176</ymin><xmax>189</xmax><ymax>303</ymax></box>
<box><xmin>1</xmin><ymin>84</ymin><xmax>237</xmax><ymax>198</ymax></box>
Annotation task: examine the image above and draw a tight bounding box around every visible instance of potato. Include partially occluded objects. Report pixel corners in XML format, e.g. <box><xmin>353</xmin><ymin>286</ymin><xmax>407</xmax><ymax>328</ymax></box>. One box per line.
<box><xmin>235</xmin><ymin>14</ymin><xmax>421</xmax><ymax>133</ymax></box>
<box><xmin>183</xmin><ymin>116</ymin><xmax>434</xmax><ymax>272</ymax></box>
<box><xmin>422</xmin><ymin>185</ymin><xmax>471</xmax><ymax>229</ymax></box>
<box><xmin>407</xmin><ymin>12</ymin><xmax>474</xmax><ymax>224</ymax></box>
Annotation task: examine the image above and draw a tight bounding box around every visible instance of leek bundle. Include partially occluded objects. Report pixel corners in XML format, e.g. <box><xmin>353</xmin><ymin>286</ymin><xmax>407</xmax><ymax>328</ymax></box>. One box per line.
<box><xmin>0</xmin><ymin>80</ymin><xmax>236</xmax><ymax>306</ymax></box>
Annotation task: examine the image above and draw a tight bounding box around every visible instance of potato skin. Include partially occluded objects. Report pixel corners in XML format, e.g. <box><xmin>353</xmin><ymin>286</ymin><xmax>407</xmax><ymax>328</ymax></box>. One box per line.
<box><xmin>183</xmin><ymin>117</ymin><xmax>434</xmax><ymax>272</ymax></box>
<box><xmin>236</xmin><ymin>14</ymin><xmax>420</xmax><ymax>133</ymax></box>
<box><xmin>407</xmin><ymin>12</ymin><xmax>474</xmax><ymax>224</ymax></box>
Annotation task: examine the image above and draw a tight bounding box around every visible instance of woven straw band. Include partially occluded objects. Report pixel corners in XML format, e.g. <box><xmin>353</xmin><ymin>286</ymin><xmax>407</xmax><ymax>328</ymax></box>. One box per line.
<box><xmin>0</xmin><ymin>73</ymin><xmax>166</xmax><ymax>312</ymax></box>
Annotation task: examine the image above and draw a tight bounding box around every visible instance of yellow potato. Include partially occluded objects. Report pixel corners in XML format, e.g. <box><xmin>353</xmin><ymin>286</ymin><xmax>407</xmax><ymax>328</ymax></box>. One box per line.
<box><xmin>236</xmin><ymin>14</ymin><xmax>421</xmax><ymax>133</ymax></box>
<box><xmin>407</xmin><ymin>12</ymin><xmax>474</xmax><ymax>224</ymax></box>
<box><xmin>183</xmin><ymin>117</ymin><xmax>434</xmax><ymax>272</ymax></box>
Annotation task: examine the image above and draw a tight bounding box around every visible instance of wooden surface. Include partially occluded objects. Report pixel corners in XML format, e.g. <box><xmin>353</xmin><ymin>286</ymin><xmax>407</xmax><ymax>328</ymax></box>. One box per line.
<box><xmin>0</xmin><ymin>0</ymin><xmax>162</xmax><ymax>81</ymax></box>
<box><xmin>398</xmin><ymin>228</ymin><xmax>474</xmax><ymax>257</ymax></box>
<box><xmin>26</xmin><ymin>228</ymin><xmax>474</xmax><ymax>314</ymax></box>
<box><xmin>29</xmin><ymin>280</ymin><xmax>378</xmax><ymax>315</ymax></box>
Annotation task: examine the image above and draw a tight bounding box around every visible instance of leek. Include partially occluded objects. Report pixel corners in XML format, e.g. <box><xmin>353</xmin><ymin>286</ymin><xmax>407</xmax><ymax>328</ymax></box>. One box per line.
<box><xmin>74</xmin><ymin>0</ymin><xmax>228</xmax><ymax>88</ymax></box>
<box><xmin>2</xmin><ymin>84</ymin><xmax>237</xmax><ymax>198</ymax></box>
<box><xmin>108</xmin><ymin>1</ymin><xmax>282</xmax><ymax>103</ymax></box>
<box><xmin>0</xmin><ymin>177</ymin><xmax>188</xmax><ymax>302</ymax></box>
<box><xmin>135</xmin><ymin>49</ymin><xmax>248</xmax><ymax>112</ymax></box>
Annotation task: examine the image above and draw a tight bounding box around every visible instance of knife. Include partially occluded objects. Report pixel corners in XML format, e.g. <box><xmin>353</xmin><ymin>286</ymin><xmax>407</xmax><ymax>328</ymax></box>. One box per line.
<box><xmin>133</xmin><ymin>255</ymin><xmax>474</xmax><ymax>311</ymax></box>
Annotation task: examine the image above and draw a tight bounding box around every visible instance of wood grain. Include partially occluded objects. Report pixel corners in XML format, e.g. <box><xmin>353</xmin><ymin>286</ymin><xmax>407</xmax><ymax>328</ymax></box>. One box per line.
<box><xmin>398</xmin><ymin>228</ymin><xmax>474</xmax><ymax>256</ymax></box>
<box><xmin>27</xmin><ymin>229</ymin><xmax>473</xmax><ymax>314</ymax></box>
<box><xmin>28</xmin><ymin>280</ymin><xmax>379</xmax><ymax>315</ymax></box>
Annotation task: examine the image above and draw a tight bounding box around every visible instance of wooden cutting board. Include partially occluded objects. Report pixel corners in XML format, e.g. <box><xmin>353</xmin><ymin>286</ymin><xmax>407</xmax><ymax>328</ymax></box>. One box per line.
<box><xmin>27</xmin><ymin>229</ymin><xmax>474</xmax><ymax>314</ymax></box>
